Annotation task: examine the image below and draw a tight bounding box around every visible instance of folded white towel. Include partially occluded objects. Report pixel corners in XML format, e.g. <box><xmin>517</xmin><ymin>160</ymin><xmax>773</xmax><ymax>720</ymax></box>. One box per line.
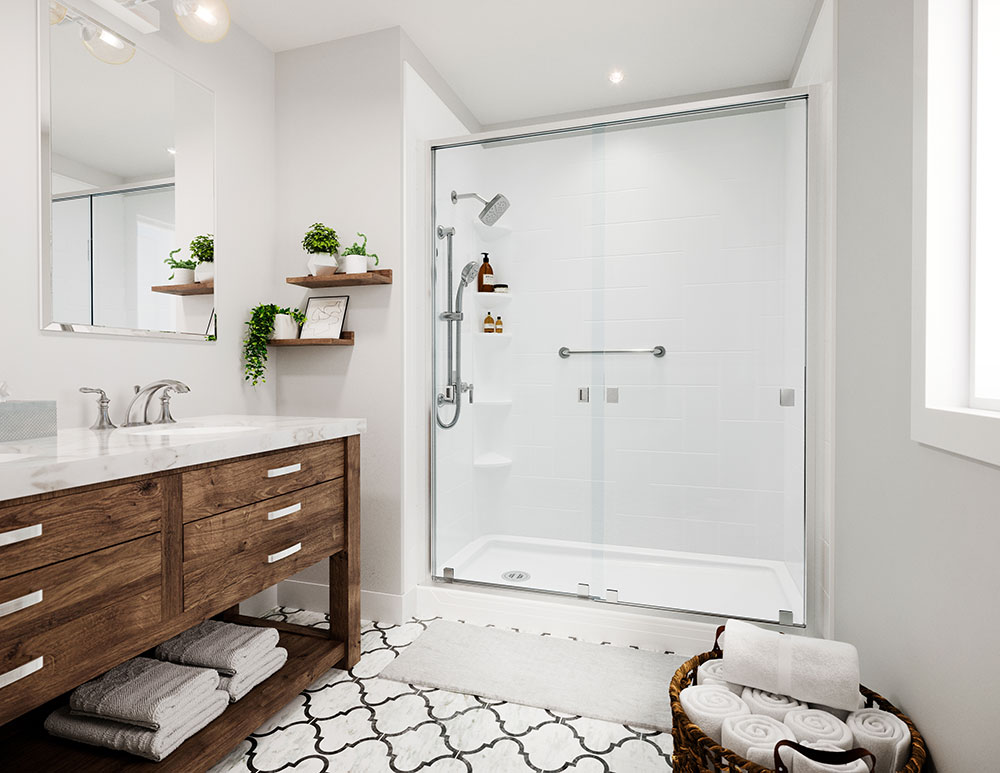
<box><xmin>783</xmin><ymin>708</ymin><xmax>854</xmax><ymax>750</ymax></box>
<box><xmin>846</xmin><ymin>708</ymin><xmax>910</xmax><ymax>773</ymax></box>
<box><xmin>810</xmin><ymin>694</ymin><xmax>866</xmax><ymax>721</ymax></box>
<box><xmin>777</xmin><ymin>740</ymin><xmax>872</xmax><ymax>773</ymax></box>
<box><xmin>742</xmin><ymin>686</ymin><xmax>809</xmax><ymax>721</ymax></box>
<box><xmin>69</xmin><ymin>657</ymin><xmax>220</xmax><ymax>730</ymax></box>
<box><xmin>155</xmin><ymin>620</ymin><xmax>280</xmax><ymax>676</ymax></box>
<box><xmin>679</xmin><ymin>685</ymin><xmax>750</xmax><ymax>744</ymax></box>
<box><xmin>696</xmin><ymin>658</ymin><xmax>742</xmax><ymax>694</ymax></box>
<box><xmin>219</xmin><ymin>646</ymin><xmax>288</xmax><ymax>702</ymax></box>
<box><xmin>45</xmin><ymin>691</ymin><xmax>229</xmax><ymax>761</ymax></box>
<box><xmin>721</xmin><ymin>713</ymin><xmax>796</xmax><ymax>768</ymax></box>
<box><xmin>722</xmin><ymin>619</ymin><xmax>861</xmax><ymax>711</ymax></box>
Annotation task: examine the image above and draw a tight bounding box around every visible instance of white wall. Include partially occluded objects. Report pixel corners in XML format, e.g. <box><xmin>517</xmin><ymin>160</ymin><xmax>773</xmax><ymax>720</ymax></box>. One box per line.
<box><xmin>835</xmin><ymin>1</ymin><xmax>996</xmax><ymax>769</ymax></box>
<box><xmin>0</xmin><ymin>0</ymin><xmax>278</xmax><ymax>428</ymax></box>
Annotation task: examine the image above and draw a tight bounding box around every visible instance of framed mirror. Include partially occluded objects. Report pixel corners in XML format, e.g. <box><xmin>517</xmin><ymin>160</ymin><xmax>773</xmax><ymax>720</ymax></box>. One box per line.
<box><xmin>40</xmin><ymin>1</ymin><xmax>216</xmax><ymax>341</ymax></box>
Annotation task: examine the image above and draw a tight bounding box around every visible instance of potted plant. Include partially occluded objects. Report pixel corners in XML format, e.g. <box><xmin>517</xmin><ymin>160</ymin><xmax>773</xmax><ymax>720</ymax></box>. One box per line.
<box><xmin>164</xmin><ymin>248</ymin><xmax>197</xmax><ymax>285</ymax></box>
<box><xmin>242</xmin><ymin>304</ymin><xmax>306</xmax><ymax>386</ymax></box>
<box><xmin>302</xmin><ymin>222</ymin><xmax>340</xmax><ymax>277</ymax></box>
<box><xmin>190</xmin><ymin>233</ymin><xmax>215</xmax><ymax>283</ymax></box>
<box><xmin>340</xmin><ymin>232</ymin><xmax>379</xmax><ymax>273</ymax></box>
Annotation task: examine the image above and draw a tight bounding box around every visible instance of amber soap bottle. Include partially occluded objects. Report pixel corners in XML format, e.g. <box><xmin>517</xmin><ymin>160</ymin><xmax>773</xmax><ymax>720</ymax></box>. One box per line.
<box><xmin>483</xmin><ymin>311</ymin><xmax>495</xmax><ymax>333</ymax></box>
<box><xmin>477</xmin><ymin>253</ymin><xmax>495</xmax><ymax>292</ymax></box>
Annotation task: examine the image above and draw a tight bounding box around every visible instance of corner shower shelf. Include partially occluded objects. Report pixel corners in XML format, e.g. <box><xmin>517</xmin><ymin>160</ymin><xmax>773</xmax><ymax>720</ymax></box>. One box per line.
<box><xmin>474</xmin><ymin>452</ymin><xmax>512</xmax><ymax>469</ymax></box>
<box><xmin>476</xmin><ymin>333</ymin><xmax>513</xmax><ymax>343</ymax></box>
<box><xmin>285</xmin><ymin>269</ymin><xmax>393</xmax><ymax>288</ymax></box>
<box><xmin>269</xmin><ymin>331</ymin><xmax>355</xmax><ymax>347</ymax></box>
<box><xmin>151</xmin><ymin>279</ymin><xmax>214</xmax><ymax>296</ymax></box>
<box><xmin>476</xmin><ymin>292</ymin><xmax>513</xmax><ymax>307</ymax></box>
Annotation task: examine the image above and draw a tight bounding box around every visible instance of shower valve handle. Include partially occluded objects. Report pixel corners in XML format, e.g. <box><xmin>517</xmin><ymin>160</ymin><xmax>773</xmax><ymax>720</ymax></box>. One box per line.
<box><xmin>462</xmin><ymin>382</ymin><xmax>474</xmax><ymax>405</ymax></box>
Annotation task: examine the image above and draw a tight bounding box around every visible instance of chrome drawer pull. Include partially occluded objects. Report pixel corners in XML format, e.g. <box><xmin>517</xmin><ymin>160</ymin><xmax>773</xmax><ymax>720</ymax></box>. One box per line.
<box><xmin>0</xmin><ymin>524</ymin><xmax>43</xmax><ymax>548</ymax></box>
<box><xmin>0</xmin><ymin>589</ymin><xmax>43</xmax><ymax>619</ymax></box>
<box><xmin>267</xmin><ymin>462</ymin><xmax>301</xmax><ymax>478</ymax></box>
<box><xmin>267</xmin><ymin>502</ymin><xmax>302</xmax><ymax>521</ymax></box>
<box><xmin>267</xmin><ymin>542</ymin><xmax>302</xmax><ymax>564</ymax></box>
<box><xmin>0</xmin><ymin>656</ymin><xmax>44</xmax><ymax>690</ymax></box>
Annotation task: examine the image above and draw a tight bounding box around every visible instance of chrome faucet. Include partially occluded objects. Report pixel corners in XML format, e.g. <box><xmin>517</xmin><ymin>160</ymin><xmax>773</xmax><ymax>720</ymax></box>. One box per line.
<box><xmin>79</xmin><ymin>387</ymin><xmax>116</xmax><ymax>430</ymax></box>
<box><xmin>122</xmin><ymin>379</ymin><xmax>191</xmax><ymax>427</ymax></box>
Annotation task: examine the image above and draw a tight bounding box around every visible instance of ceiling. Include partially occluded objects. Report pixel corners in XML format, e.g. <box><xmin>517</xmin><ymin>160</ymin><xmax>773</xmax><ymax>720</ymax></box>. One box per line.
<box><xmin>228</xmin><ymin>0</ymin><xmax>819</xmax><ymax>127</ymax></box>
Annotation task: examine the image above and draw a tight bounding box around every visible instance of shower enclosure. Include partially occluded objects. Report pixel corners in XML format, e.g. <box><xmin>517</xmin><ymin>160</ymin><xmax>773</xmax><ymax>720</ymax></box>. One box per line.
<box><xmin>430</xmin><ymin>94</ymin><xmax>810</xmax><ymax>626</ymax></box>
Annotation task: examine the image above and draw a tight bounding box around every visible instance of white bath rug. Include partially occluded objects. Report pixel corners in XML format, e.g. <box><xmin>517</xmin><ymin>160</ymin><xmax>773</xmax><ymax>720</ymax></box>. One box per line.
<box><xmin>378</xmin><ymin>620</ymin><xmax>687</xmax><ymax>731</ymax></box>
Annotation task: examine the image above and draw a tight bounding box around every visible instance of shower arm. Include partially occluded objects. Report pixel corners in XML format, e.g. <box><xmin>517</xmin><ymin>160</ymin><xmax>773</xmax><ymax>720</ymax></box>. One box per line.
<box><xmin>451</xmin><ymin>191</ymin><xmax>487</xmax><ymax>206</ymax></box>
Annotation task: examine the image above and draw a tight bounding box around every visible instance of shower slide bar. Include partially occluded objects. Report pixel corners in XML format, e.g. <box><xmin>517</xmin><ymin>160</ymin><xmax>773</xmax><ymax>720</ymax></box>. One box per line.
<box><xmin>558</xmin><ymin>346</ymin><xmax>666</xmax><ymax>358</ymax></box>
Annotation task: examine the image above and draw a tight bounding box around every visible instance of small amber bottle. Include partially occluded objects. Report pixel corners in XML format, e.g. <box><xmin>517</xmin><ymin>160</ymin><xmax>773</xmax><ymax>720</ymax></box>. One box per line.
<box><xmin>483</xmin><ymin>311</ymin><xmax>495</xmax><ymax>333</ymax></box>
<box><xmin>477</xmin><ymin>253</ymin><xmax>495</xmax><ymax>292</ymax></box>
<box><xmin>495</xmin><ymin>316</ymin><xmax>503</xmax><ymax>334</ymax></box>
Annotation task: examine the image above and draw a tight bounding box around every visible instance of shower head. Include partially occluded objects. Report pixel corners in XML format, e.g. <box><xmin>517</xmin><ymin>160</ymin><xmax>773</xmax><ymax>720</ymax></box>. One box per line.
<box><xmin>459</xmin><ymin>261</ymin><xmax>479</xmax><ymax>287</ymax></box>
<box><xmin>451</xmin><ymin>190</ymin><xmax>511</xmax><ymax>226</ymax></box>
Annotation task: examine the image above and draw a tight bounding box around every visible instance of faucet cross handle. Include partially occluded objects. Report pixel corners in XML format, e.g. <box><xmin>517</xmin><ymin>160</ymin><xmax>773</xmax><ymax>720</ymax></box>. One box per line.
<box><xmin>79</xmin><ymin>387</ymin><xmax>117</xmax><ymax>430</ymax></box>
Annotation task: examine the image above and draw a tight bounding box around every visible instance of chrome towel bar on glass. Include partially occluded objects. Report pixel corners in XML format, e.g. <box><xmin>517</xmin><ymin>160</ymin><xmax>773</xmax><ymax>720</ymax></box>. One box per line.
<box><xmin>558</xmin><ymin>346</ymin><xmax>665</xmax><ymax>359</ymax></box>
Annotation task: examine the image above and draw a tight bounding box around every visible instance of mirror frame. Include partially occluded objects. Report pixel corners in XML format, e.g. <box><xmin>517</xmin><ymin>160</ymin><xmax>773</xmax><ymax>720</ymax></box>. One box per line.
<box><xmin>37</xmin><ymin>0</ymin><xmax>218</xmax><ymax>342</ymax></box>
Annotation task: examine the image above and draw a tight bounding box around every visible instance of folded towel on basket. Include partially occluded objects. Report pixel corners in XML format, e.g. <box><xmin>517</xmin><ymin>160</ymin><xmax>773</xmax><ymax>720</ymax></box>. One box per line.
<box><xmin>783</xmin><ymin>708</ymin><xmax>854</xmax><ymax>750</ymax></box>
<box><xmin>722</xmin><ymin>619</ymin><xmax>861</xmax><ymax>711</ymax></box>
<box><xmin>846</xmin><ymin>708</ymin><xmax>911</xmax><ymax>773</ymax></box>
<box><xmin>777</xmin><ymin>740</ymin><xmax>872</xmax><ymax>773</ymax></box>
<box><xmin>45</xmin><ymin>690</ymin><xmax>229</xmax><ymax>762</ymax></box>
<box><xmin>721</xmin><ymin>714</ymin><xmax>796</xmax><ymax>768</ymax></box>
<box><xmin>69</xmin><ymin>657</ymin><xmax>220</xmax><ymax>730</ymax></box>
<box><xmin>219</xmin><ymin>646</ymin><xmax>288</xmax><ymax>702</ymax></box>
<box><xmin>696</xmin><ymin>658</ymin><xmax>742</xmax><ymax>694</ymax></box>
<box><xmin>155</xmin><ymin>620</ymin><xmax>280</xmax><ymax>676</ymax></box>
<box><xmin>810</xmin><ymin>694</ymin><xmax>866</xmax><ymax>721</ymax></box>
<box><xmin>741</xmin><ymin>686</ymin><xmax>809</xmax><ymax>721</ymax></box>
<box><xmin>679</xmin><ymin>685</ymin><xmax>750</xmax><ymax>744</ymax></box>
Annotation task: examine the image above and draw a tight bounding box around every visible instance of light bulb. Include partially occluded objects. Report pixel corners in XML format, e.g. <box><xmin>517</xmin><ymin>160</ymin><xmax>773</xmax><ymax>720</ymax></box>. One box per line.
<box><xmin>173</xmin><ymin>0</ymin><xmax>230</xmax><ymax>43</ymax></box>
<box><xmin>99</xmin><ymin>29</ymin><xmax>125</xmax><ymax>49</ymax></box>
<box><xmin>49</xmin><ymin>1</ymin><xmax>67</xmax><ymax>25</ymax></box>
<box><xmin>609</xmin><ymin>70</ymin><xmax>625</xmax><ymax>85</ymax></box>
<box><xmin>80</xmin><ymin>22</ymin><xmax>135</xmax><ymax>65</ymax></box>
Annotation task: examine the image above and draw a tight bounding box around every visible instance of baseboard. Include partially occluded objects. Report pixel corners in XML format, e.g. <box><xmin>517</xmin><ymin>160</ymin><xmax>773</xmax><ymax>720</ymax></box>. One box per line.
<box><xmin>276</xmin><ymin>580</ymin><xmax>407</xmax><ymax>625</ymax></box>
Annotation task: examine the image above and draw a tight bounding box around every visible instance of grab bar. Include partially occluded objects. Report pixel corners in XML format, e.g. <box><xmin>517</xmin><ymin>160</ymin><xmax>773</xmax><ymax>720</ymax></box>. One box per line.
<box><xmin>558</xmin><ymin>346</ymin><xmax>665</xmax><ymax>359</ymax></box>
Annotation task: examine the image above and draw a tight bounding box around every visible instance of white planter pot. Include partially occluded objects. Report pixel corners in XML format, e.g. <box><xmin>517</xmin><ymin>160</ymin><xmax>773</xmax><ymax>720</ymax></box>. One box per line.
<box><xmin>307</xmin><ymin>253</ymin><xmax>338</xmax><ymax>277</ymax></box>
<box><xmin>340</xmin><ymin>254</ymin><xmax>368</xmax><ymax>274</ymax></box>
<box><xmin>270</xmin><ymin>314</ymin><xmax>299</xmax><ymax>341</ymax></box>
<box><xmin>169</xmin><ymin>267</ymin><xmax>195</xmax><ymax>285</ymax></box>
<box><xmin>194</xmin><ymin>262</ymin><xmax>215</xmax><ymax>283</ymax></box>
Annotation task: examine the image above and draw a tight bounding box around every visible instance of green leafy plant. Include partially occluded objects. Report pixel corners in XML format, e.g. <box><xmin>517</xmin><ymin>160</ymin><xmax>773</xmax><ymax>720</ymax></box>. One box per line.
<box><xmin>164</xmin><ymin>248</ymin><xmax>197</xmax><ymax>280</ymax></box>
<box><xmin>190</xmin><ymin>233</ymin><xmax>214</xmax><ymax>264</ymax></box>
<box><xmin>340</xmin><ymin>232</ymin><xmax>379</xmax><ymax>265</ymax></box>
<box><xmin>301</xmin><ymin>223</ymin><xmax>340</xmax><ymax>255</ymax></box>
<box><xmin>243</xmin><ymin>304</ymin><xmax>306</xmax><ymax>386</ymax></box>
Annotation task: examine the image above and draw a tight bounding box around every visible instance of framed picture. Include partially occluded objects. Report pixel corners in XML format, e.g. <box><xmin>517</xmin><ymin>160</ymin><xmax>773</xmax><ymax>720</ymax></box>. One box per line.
<box><xmin>301</xmin><ymin>295</ymin><xmax>349</xmax><ymax>340</ymax></box>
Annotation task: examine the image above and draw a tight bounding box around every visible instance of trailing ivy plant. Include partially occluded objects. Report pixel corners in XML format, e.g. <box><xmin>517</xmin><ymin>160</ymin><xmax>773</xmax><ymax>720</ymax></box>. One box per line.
<box><xmin>164</xmin><ymin>248</ymin><xmax>197</xmax><ymax>280</ymax></box>
<box><xmin>340</xmin><ymin>232</ymin><xmax>379</xmax><ymax>265</ymax></box>
<box><xmin>302</xmin><ymin>223</ymin><xmax>340</xmax><ymax>255</ymax></box>
<box><xmin>243</xmin><ymin>304</ymin><xmax>306</xmax><ymax>386</ymax></box>
<box><xmin>190</xmin><ymin>234</ymin><xmax>214</xmax><ymax>263</ymax></box>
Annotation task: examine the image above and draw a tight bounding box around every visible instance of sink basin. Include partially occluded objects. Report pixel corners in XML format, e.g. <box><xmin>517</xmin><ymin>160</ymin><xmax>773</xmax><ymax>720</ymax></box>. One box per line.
<box><xmin>0</xmin><ymin>452</ymin><xmax>33</xmax><ymax>463</ymax></box>
<box><xmin>124</xmin><ymin>425</ymin><xmax>257</xmax><ymax>437</ymax></box>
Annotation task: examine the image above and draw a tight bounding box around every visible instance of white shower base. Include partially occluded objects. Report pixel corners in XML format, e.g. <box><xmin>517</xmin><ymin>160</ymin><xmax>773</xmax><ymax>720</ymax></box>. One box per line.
<box><xmin>441</xmin><ymin>534</ymin><xmax>804</xmax><ymax>625</ymax></box>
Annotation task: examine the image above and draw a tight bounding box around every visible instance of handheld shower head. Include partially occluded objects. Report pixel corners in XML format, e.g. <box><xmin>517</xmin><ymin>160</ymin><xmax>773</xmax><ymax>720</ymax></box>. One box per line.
<box><xmin>460</xmin><ymin>261</ymin><xmax>479</xmax><ymax>287</ymax></box>
<box><xmin>451</xmin><ymin>190</ymin><xmax>511</xmax><ymax>226</ymax></box>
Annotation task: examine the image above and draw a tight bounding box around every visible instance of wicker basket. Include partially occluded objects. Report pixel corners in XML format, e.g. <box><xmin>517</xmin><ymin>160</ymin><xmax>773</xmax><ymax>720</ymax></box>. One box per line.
<box><xmin>669</xmin><ymin>642</ymin><xmax>928</xmax><ymax>772</ymax></box>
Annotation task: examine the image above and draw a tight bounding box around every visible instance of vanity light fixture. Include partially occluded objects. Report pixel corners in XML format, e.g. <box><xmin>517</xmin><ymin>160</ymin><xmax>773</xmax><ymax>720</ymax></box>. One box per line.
<box><xmin>80</xmin><ymin>20</ymin><xmax>136</xmax><ymax>65</ymax></box>
<box><xmin>49</xmin><ymin>2</ymin><xmax>68</xmax><ymax>25</ymax></box>
<box><xmin>88</xmin><ymin>0</ymin><xmax>160</xmax><ymax>35</ymax></box>
<box><xmin>172</xmin><ymin>0</ymin><xmax>230</xmax><ymax>43</ymax></box>
<box><xmin>609</xmin><ymin>69</ymin><xmax>625</xmax><ymax>85</ymax></box>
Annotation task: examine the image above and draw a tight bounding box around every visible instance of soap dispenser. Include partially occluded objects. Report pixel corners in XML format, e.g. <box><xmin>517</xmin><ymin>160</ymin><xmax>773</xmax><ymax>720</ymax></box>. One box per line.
<box><xmin>477</xmin><ymin>253</ymin><xmax>495</xmax><ymax>292</ymax></box>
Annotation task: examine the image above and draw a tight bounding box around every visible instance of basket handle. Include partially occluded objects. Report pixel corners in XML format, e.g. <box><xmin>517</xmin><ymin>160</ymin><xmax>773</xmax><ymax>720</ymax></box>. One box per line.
<box><xmin>711</xmin><ymin>624</ymin><xmax>726</xmax><ymax>654</ymax></box>
<box><xmin>773</xmin><ymin>741</ymin><xmax>876</xmax><ymax>773</ymax></box>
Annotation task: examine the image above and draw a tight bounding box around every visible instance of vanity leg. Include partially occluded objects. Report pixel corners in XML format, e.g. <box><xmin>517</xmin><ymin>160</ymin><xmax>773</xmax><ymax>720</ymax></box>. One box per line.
<box><xmin>330</xmin><ymin>434</ymin><xmax>361</xmax><ymax>668</ymax></box>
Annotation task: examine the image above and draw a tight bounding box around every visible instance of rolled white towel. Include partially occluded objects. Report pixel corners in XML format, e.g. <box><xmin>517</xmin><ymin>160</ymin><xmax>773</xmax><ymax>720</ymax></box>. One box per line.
<box><xmin>776</xmin><ymin>740</ymin><xmax>872</xmax><ymax>773</ymax></box>
<box><xmin>696</xmin><ymin>659</ymin><xmax>742</xmax><ymax>694</ymax></box>
<box><xmin>742</xmin><ymin>686</ymin><xmax>808</xmax><ymax>721</ymax></box>
<box><xmin>679</xmin><ymin>684</ymin><xmax>750</xmax><ymax>743</ymax></box>
<box><xmin>783</xmin><ymin>708</ymin><xmax>854</xmax><ymax>750</ymax></box>
<box><xmin>722</xmin><ymin>619</ymin><xmax>861</xmax><ymax>711</ymax></box>
<box><xmin>811</xmin><ymin>693</ymin><xmax>866</xmax><ymax>721</ymax></box>
<box><xmin>846</xmin><ymin>709</ymin><xmax>910</xmax><ymax>773</ymax></box>
<box><xmin>721</xmin><ymin>713</ymin><xmax>796</xmax><ymax>768</ymax></box>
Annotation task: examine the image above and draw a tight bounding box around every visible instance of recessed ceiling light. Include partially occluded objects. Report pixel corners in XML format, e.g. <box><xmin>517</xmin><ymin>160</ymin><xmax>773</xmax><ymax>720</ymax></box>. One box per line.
<box><xmin>609</xmin><ymin>70</ymin><xmax>625</xmax><ymax>85</ymax></box>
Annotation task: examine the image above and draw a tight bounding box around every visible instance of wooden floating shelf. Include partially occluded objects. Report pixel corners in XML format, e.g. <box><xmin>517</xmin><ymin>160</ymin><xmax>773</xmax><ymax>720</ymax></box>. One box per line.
<box><xmin>269</xmin><ymin>331</ymin><xmax>355</xmax><ymax>347</ymax></box>
<box><xmin>150</xmin><ymin>279</ymin><xmax>214</xmax><ymax>296</ymax></box>
<box><xmin>286</xmin><ymin>269</ymin><xmax>392</xmax><ymax>288</ymax></box>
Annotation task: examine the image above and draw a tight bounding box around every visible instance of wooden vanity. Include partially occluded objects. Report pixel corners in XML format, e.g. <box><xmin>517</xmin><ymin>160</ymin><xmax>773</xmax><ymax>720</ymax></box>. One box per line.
<box><xmin>0</xmin><ymin>434</ymin><xmax>360</xmax><ymax>771</ymax></box>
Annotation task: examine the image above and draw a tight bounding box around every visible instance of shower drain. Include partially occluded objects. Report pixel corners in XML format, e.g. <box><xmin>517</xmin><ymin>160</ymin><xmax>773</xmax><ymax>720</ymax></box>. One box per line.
<box><xmin>501</xmin><ymin>570</ymin><xmax>531</xmax><ymax>582</ymax></box>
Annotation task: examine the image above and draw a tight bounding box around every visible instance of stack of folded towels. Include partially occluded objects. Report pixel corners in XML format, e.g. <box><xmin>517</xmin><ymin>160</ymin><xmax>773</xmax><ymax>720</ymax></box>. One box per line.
<box><xmin>45</xmin><ymin>620</ymin><xmax>288</xmax><ymax>761</ymax></box>
<box><xmin>680</xmin><ymin>620</ymin><xmax>912</xmax><ymax>773</ymax></box>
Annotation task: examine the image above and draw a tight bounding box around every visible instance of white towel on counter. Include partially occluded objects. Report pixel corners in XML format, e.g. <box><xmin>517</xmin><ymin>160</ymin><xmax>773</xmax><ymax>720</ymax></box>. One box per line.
<box><xmin>45</xmin><ymin>690</ymin><xmax>229</xmax><ymax>762</ymax></box>
<box><xmin>678</xmin><ymin>685</ymin><xmax>750</xmax><ymax>744</ymax></box>
<box><xmin>722</xmin><ymin>619</ymin><xmax>861</xmax><ymax>711</ymax></box>
<box><xmin>696</xmin><ymin>658</ymin><xmax>742</xmax><ymax>694</ymax></box>
<box><xmin>155</xmin><ymin>620</ymin><xmax>280</xmax><ymax>676</ymax></box>
<box><xmin>741</xmin><ymin>686</ymin><xmax>809</xmax><ymax>721</ymax></box>
<box><xmin>777</xmin><ymin>740</ymin><xmax>872</xmax><ymax>773</ymax></box>
<box><xmin>69</xmin><ymin>657</ymin><xmax>220</xmax><ymax>730</ymax></box>
<box><xmin>783</xmin><ymin>708</ymin><xmax>854</xmax><ymax>750</ymax></box>
<box><xmin>846</xmin><ymin>709</ymin><xmax>910</xmax><ymax>773</ymax></box>
<box><xmin>721</xmin><ymin>714</ymin><xmax>796</xmax><ymax>768</ymax></box>
<box><xmin>219</xmin><ymin>646</ymin><xmax>288</xmax><ymax>702</ymax></box>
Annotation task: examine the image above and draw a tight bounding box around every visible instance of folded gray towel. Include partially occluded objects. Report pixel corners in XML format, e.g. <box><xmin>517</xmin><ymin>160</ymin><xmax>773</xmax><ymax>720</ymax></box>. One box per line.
<box><xmin>69</xmin><ymin>657</ymin><xmax>220</xmax><ymax>730</ymax></box>
<box><xmin>219</xmin><ymin>646</ymin><xmax>288</xmax><ymax>702</ymax></box>
<box><xmin>155</xmin><ymin>620</ymin><xmax>280</xmax><ymax>677</ymax></box>
<box><xmin>45</xmin><ymin>690</ymin><xmax>229</xmax><ymax>762</ymax></box>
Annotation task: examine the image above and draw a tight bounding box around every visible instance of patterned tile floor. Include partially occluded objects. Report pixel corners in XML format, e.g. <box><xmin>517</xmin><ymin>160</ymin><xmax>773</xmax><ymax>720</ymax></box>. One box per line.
<box><xmin>209</xmin><ymin>608</ymin><xmax>674</xmax><ymax>773</ymax></box>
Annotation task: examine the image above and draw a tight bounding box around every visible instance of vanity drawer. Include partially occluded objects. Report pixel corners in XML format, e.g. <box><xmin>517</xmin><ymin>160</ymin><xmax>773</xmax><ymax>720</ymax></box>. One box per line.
<box><xmin>0</xmin><ymin>534</ymin><xmax>160</xmax><ymax>650</ymax></box>
<box><xmin>182</xmin><ymin>439</ymin><xmax>345</xmax><ymax>521</ymax></box>
<box><xmin>0</xmin><ymin>579</ymin><xmax>161</xmax><ymax>727</ymax></box>
<box><xmin>0</xmin><ymin>479</ymin><xmax>162</xmax><ymax>580</ymax></box>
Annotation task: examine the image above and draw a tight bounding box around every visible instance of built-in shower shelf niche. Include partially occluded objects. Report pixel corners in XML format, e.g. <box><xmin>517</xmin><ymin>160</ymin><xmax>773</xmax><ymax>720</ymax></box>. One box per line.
<box><xmin>474</xmin><ymin>452</ymin><xmax>513</xmax><ymax>469</ymax></box>
<box><xmin>475</xmin><ymin>292</ymin><xmax>513</xmax><ymax>308</ymax></box>
<box><xmin>151</xmin><ymin>279</ymin><xmax>214</xmax><ymax>296</ymax></box>
<box><xmin>285</xmin><ymin>270</ymin><xmax>393</xmax><ymax>288</ymax></box>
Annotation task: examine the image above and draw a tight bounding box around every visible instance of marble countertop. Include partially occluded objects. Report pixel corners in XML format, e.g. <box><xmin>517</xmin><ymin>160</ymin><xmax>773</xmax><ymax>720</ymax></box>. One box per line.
<box><xmin>0</xmin><ymin>415</ymin><xmax>366</xmax><ymax>501</ymax></box>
